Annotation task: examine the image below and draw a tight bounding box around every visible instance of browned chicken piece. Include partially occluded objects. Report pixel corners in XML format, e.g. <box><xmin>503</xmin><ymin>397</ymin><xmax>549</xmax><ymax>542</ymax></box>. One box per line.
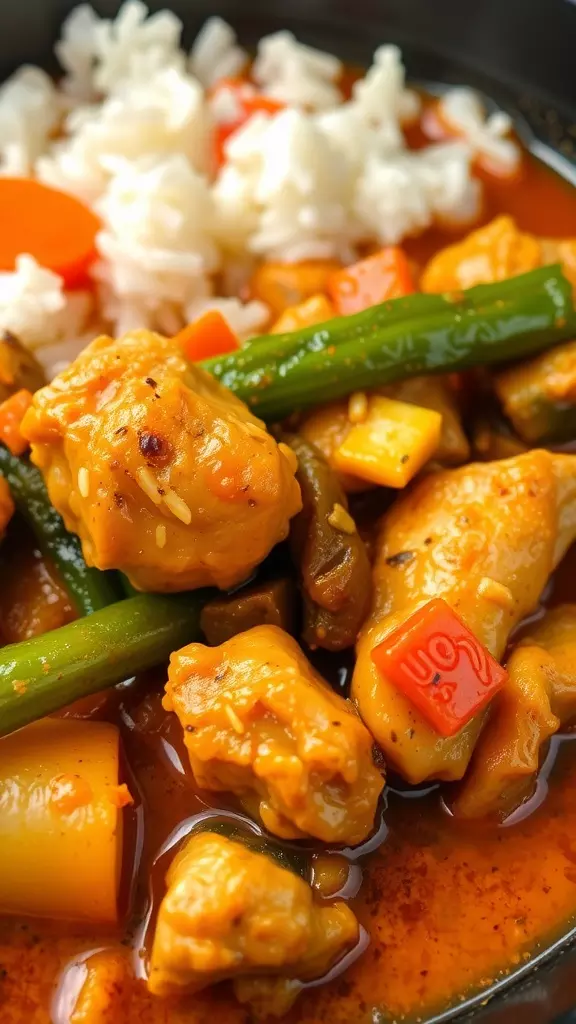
<box><xmin>352</xmin><ymin>450</ymin><xmax>576</xmax><ymax>784</ymax></box>
<box><xmin>420</xmin><ymin>214</ymin><xmax>576</xmax><ymax>293</ymax></box>
<box><xmin>0</xmin><ymin>332</ymin><xmax>45</xmax><ymax>403</ymax></box>
<box><xmin>495</xmin><ymin>339</ymin><xmax>576</xmax><ymax>444</ymax></box>
<box><xmin>148</xmin><ymin>832</ymin><xmax>359</xmax><ymax>1011</ymax></box>
<box><xmin>300</xmin><ymin>376</ymin><xmax>469</xmax><ymax>493</ymax></box>
<box><xmin>21</xmin><ymin>330</ymin><xmax>301</xmax><ymax>592</ymax></box>
<box><xmin>453</xmin><ymin>604</ymin><xmax>576</xmax><ymax>820</ymax></box>
<box><xmin>165</xmin><ymin>625</ymin><xmax>384</xmax><ymax>843</ymax></box>
<box><xmin>0</xmin><ymin>476</ymin><xmax>14</xmax><ymax>541</ymax></box>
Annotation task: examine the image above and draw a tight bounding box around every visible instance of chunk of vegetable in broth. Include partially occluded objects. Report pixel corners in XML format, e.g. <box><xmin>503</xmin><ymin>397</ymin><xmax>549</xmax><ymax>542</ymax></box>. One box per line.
<box><xmin>0</xmin><ymin>389</ymin><xmax>33</xmax><ymax>455</ymax></box>
<box><xmin>286</xmin><ymin>432</ymin><xmax>372</xmax><ymax>650</ymax></box>
<box><xmin>0</xmin><ymin>719</ymin><xmax>125</xmax><ymax>922</ymax></box>
<box><xmin>333</xmin><ymin>395</ymin><xmax>442</xmax><ymax>488</ymax></box>
<box><xmin>175</xmin><ymin>310</ymin><xmax>241</xmax><ymax>362</ymax></box>
<box><xmin>271</xmin><ymin>293</ymin><xmax>335</xmax><ymax>333</ymax></box>
<box><xmin>327</xmin><ymin>246</ymin><xmax>415</xmax><ymax>315</ymax></box>
<box><xmin>0</xmin><ymin>179</ymin><xmax>99</xmax><ymax>286</ymax></box>
<box><xmin>204</xmin><ymin>266</ymin><xmax>576</xmax><ymax>421</ymax></box>
<box><xmin>372</xmin><ymin>597</ymin><xmax>508</xmax><ymax>737</ymax></box>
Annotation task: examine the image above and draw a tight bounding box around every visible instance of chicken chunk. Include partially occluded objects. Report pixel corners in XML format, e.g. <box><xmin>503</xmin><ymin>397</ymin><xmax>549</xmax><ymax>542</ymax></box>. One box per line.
<box><xmin>453</xmin><ymin>605</ymin><xmax>576</xmax><ymax>820</ymax></box>
<box><xmin>0</xmin><ymin>476</ymin><xmax>14</xmax><ymax>540</ymax></box>
<box><xmin>421</xmin><ymin>215</ymin><xmax>576</xmax><ymax>293</ymax></box>
<box><xmin>300</xmin><ymin>376</ymin><xmax>469</xmax><ymax>493</ymax></box>
<box><xmin>148</xmin><ymin>832</ymin><xmax>359</xmax><ymax>1008</ymax></box>
<box><xmin>21</xmin><ymin>330</ymin><xmax>301</xmax><ymax>592</ymax></box>
<box><xmin>495</xmin><ymin>339</ymin><xmax>576</xmax><ymax>444</ymax></box>
<box><xmin>352</xmin><ymin>451</ymin><xmax>576</xmax><ymax>784</ymax></box>
<box><xmin>165</xmin><ymin>625</ymin><xmax>384</xmax><ymax>843</ymax></box>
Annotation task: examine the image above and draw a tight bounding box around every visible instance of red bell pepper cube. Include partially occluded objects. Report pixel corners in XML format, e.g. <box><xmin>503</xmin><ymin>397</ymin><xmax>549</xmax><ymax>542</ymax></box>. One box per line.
<box><xmin>371</xmin><ymin>598</ymin><xmax>508</xmax><ymax>737</ymax></box>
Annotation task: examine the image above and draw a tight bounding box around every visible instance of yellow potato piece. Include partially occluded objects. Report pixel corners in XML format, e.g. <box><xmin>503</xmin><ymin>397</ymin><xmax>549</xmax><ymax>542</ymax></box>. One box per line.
<box><xmin>0</xmin><ymin>718</ymin><xmax>123</xmax><ymax>922</ymax></box>
<box><xmin>333</xmin><ymin>395</ymin><xmax>442</xmax><ymax>488</ymax></box>
<box><xmin>271</xmin><ymin>293</ymin><xmax>335</xmax><ymax>334</ymax></box>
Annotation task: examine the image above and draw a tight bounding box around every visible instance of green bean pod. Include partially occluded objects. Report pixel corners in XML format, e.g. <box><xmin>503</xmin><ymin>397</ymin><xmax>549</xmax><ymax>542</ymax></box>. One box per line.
<box><xmin>0</xmin><ymin>592</ymin><xmax>205</xmax><ymax>737</ymax></box>
<box><xmin>203</xmin><ymin>266</ymin><xmax>576</xmax><ymax>421</ymax></box>
<box><xmin>0</xmin><ymin>444</ymin><xmax>119</xmax><ymax>615</ymax></box>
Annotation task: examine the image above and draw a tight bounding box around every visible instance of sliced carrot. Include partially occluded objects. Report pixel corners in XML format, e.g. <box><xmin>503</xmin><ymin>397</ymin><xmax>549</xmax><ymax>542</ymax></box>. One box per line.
<box><xmin>0</xmin><ymin>179</ymin><xmax>100</xmax><ymax>287</ymax></box>
<box><xmin>327</xmin><ymin>247</ymin><xmax>416</xmax><ymax>316</ymax></box>
<box><xmin>176</xmin><ymin>311</ymin><xmax>240</xmax><ymax>362</ymax></box>
<box><xmin>0</xmin><ymin>389</ymin><xmax>33</xmax><ymax>455</ymax></box>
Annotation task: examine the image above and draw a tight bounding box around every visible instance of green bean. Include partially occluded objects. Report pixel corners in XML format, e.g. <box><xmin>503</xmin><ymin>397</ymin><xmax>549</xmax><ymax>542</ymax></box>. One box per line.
<box><xmin>0</xmin><ymin>593</ymin><xmax>205</xmax><ymax>737</ymax></box>
<box><xmin>0</xmin><ymin>444</ymin><xmax>119</xmax><ymax>615</ymax></box>
<box><xmin>203</xmin><ymin>266</ymin><xmax>576</xmax><ymax>421</ymax></box>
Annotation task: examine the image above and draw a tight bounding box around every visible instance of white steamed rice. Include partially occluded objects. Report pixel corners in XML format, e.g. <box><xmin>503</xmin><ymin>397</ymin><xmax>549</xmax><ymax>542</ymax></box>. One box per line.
<box><xmin>0</xmin><ymin>1</ymin><xmax>521</xmax><ymax>379</ymax></box>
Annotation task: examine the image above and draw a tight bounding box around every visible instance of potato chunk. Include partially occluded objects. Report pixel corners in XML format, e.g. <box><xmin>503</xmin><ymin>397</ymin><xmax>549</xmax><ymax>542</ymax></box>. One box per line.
<box><xmin>148</xmin><ymin>832</ymin><xmax>359</xmax><ymax>1006</ymax></box>
<box><xmin>300</xmin><ymin>376</ymin><xmax>469</xmax><ymax>493</ymax></box>
<box><xmin>21</xmin><ymin>330</ymin><xmax>301</xmax><ymax>592</ymax></box>
<box><xmin>165</xmin><ymin>625</ymin><xmax>384</xmax><ymax>843</ymax></box>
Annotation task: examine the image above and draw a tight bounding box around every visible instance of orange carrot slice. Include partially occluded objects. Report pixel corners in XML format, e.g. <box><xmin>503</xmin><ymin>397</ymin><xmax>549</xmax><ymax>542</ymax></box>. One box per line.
<box><xmin>0</xmin><ymin>388</ymin><xmax>33</xmax><ymax>455</ymax></box>
<box><xmin>176</xmin><ymin>311</ymin><xmax>240</xmax><ymax>362</ymax></box>
<box><xmin>0</xmin><ymin>179</ymin><xmax>100</xmax><ymax>286</ymax></box>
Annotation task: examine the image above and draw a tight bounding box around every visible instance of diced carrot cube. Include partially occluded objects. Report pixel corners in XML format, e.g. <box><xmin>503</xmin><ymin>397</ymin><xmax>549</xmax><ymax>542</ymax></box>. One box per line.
<box><xmin>0</xmin><ymin>388</ymin><xmax>33</xmax><ymax>455</ymax></box>
<box><xmin>327</xmin><ymin>247</ymin><xmax>415</xmax><ymax>315</ymax></box>
<box><xmin>176</xmin><ymin>311</ymin><xmax>240</xmax><ymax>362</ymax></box>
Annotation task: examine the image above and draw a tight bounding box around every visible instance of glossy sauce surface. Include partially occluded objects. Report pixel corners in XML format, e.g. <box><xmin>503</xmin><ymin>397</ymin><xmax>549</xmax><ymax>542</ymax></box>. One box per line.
<box><xmin>2</xmin><ymin>142</ymin><xmax>576</xmax><ymax>1024</ymax></box>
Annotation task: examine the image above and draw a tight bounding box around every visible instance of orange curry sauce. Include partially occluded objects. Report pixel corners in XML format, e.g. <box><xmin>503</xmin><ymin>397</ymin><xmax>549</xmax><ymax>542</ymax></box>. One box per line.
<box><xmin>3</xmin><ymin>129</ymin><xmax>576</xmax><ymax>1024</ymax></box>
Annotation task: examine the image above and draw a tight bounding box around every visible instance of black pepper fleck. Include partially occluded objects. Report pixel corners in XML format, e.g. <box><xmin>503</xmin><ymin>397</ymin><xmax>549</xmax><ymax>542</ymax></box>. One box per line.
<box><xmin>386</xmin><ymin>550</ymin><xmax>415</xmax><ymax>567</ymax></box>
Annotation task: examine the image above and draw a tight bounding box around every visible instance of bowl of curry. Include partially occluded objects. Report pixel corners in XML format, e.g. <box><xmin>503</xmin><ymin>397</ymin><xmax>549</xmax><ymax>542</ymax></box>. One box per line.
<box><xmin>0</xmin><ymin>1</ymin><xmax>576</xmax><ymax>1023</ymax></box>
